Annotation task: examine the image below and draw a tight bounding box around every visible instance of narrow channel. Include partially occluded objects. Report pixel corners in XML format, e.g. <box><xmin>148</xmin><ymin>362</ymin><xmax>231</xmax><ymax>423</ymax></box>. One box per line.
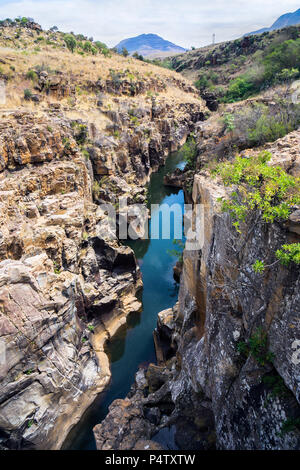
<box><xmin>67</xmin><ymin>148</ymin><xmax>186</xmax><ymax>450</ymax></box>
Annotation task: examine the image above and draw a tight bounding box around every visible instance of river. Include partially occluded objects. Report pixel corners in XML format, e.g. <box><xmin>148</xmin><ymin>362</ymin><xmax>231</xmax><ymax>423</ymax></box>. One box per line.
<box><xmin>66</xmin><ymin>148</ymin><xmax>186</xmax><ymax>450</ymax></box>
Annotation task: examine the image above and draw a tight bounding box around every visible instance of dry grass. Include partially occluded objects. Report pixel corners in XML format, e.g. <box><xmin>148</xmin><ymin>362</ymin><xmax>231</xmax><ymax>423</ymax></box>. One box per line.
<box><xmin>0</xmin><ymin>24</ymin><xmax>204</xmax><ymax>124</ymax></box>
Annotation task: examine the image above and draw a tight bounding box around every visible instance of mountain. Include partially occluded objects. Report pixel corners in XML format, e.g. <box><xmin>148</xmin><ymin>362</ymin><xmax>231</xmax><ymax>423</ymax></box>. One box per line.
<box><xmin>114</xmin><ymin>33</ymin><xmax>186</xmax><ymax>57</ymax></box>
<box><xmin>246</xmin><ymin>7</ymin><xmax>300</xmax><ymax>36</ymax></box>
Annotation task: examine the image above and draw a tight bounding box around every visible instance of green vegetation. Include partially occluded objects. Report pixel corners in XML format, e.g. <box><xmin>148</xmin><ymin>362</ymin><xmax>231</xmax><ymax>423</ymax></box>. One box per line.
<box><xmin>82</xmin><ymin>148</ymin><xmax>90</xmax><ymax>160</ymax></box>
<box><xmin>252</xmin><ymin>260</ymin><xmax>265</xmax><ymax>273</ymax></box>
<box><xmin>121</xmin><ymin>47</ymin><xmax>129</xmax><ymax>57</ymax></box>
<box><xmin>222</xmin><ymin>38</ymin><xmax>300</xmax><ymax>103</ymax></box>
<box><xmin>264</xmin><ymin>39</ymin><xmax>300</xmax><ymax>82</ymax></box>
<box><xmin>280</xmin><ymin>417</ymin><xmax>300</xmax><ymax>436</ymax></box>
<box><xmin>237</xmin><ymin>327</ymin><xmax>274</xmax><ymax>366</ymax></box>
<box><xmin>223</xmin><ymin>112</ymin><xmax>235</xmax><ymax>133</ymax></box>
<box><xmin>23</xmin><ymin>88</ymin><xmax>32</xmax><ymax>100</ymax></box>
<box><xmin>262</xmin><ymin>373</ymin><xmax>288</xmax><ymax>400</ymax></box>
<box><xmin>214</xmin><ymin>151</ymin><xmax>300</xmax><ymax>280</ymax></box>
<box><xmin>87</xmin><ymin>325</ymin><xmax>95</xmax><ymax>332</ymax></box>
<box><xmin>109</xmin><ymin>69</ymin><xmax>122</xmax><ymax>89</ymax></box>
<box><xmin>92</xmin><ymin>180</ymin><xmax>101</xmax><ymax>198</ymax></box>
<box><xmin>132</xmin><ymin>51</ymin><xmax>144</xmax><ymax>61</ymax></box>
<box><xmin>180</xmin><ymin>136</ymin><xmax>197</xmax><ymax>170</ymax></box>
<box><xmin>53</xmin><ymin>261</ymin><xmax>61</xmax><ymax>275</ymax></box>
<box><xmin>64</xmin><ymin>34</ymin><xmax>77</xmax><ymax>53</ymax></box>
<box><xmin>275</xmin><ymin>243</ymin><xmax>300</xmax><ymax>266</ymax></box>
<box><xmin>26</xmin><ymin>69</ymin><xmax>38</xmax><ymax>81</ymax></box>
<box><xmin>217</xmin><ymin>101</ymin><xmax>300</xmax><ymax>156</ymax></box>
<box><xmin>214</xmin><ymin>151</ymin><xmax>300</xmax><ymax>230</ymax></box>
<box><xmin>71</xmin><ymin>121</ymin><xmax>88</xmax><ymax>145</ymax></box>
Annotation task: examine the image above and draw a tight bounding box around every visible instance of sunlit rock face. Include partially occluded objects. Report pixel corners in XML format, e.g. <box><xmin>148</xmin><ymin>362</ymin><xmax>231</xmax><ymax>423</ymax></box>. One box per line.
<box><xmin>0</xmin><ymin>58</ymin><xmax>206</xmax><ymax>448</ymax></box>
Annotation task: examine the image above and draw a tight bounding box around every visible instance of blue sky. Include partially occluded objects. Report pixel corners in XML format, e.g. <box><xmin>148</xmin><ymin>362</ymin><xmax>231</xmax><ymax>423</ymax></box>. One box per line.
<box><xmin>0</xmin><ymin>0</ymin><xmax>299</xmax><ymax>48</ymax></box>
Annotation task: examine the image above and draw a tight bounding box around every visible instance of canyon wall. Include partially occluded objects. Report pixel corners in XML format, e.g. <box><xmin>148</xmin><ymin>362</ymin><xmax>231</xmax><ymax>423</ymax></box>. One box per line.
<box><xmin>0</xmin><ymin>61</ymin><xmax>206</xmax><ymax>449</ymax></box>
<box><xmin>94</xmin><ymin>129</ymin><xmax>300</xmax><ymax>450</ymax></box>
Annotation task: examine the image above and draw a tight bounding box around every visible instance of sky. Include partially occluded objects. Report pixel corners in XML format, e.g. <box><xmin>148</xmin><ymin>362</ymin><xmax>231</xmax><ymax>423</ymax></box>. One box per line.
<box><xmin>0</xmin><ymin>0</ymin><xmax>299</xmax><ymax>48</ymax></box>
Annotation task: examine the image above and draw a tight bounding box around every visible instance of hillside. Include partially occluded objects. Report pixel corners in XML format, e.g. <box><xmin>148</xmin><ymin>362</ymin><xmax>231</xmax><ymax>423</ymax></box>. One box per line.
<box><xmin>246</xmin><ymin>7</ymin><xmax>300</xmax><ymax>36</ymax></box>
<box><xmin>115</xmin><ymin>33</ymin><xmax>186</xmax><ymax>57</ymax></box>
<box><xmin>169</xmin><ymin>24</ymin><xmax>300</xmax><ymax>109</ymax></box>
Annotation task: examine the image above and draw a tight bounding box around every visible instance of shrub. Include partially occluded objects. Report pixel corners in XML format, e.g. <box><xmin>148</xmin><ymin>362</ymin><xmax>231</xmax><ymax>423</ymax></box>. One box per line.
<box><xmin>223</xmin><ymin>113</ymin><xmax>235</xmax><ymax>133</ymax></box>
<box><xmin>132</xmin><ymin>51</ymin><xmax>144</xmax><ymax>61</ymax></box>
<box><xmin>94</xmin><ymin>41</ymin><xmax>110</xmax><ymax>56</ymax></box>
<box><xmin>263</xmin><ymin>38</ymin><xmax>300</xmax><ymax>82</ymax></box>
<box><xmin>280</xmin><ymin>417</ymin><xmax>300</xmax><ymax>436</ymax></box>
<box><xmin>214</xmin><ymin>151</ymin><xmax>300</xmax><ymax>229</ymax></box>
<box><xmin>275</xmin><ymin>243</ymin><xmax>300</xmax><ymax>266</ymax></box>
<box><xmin>276</xmin><ymin>67</ymin><xmax>299</xmax><ymax>83</ymax></box>
<box><xmin>109</xmin><ymin>69</ymin><xmax>122</xmax><ymax>89</ymax></box>
<box><xmin>26</xmin><ymin>69</ymin><xmax>38</xmax><ymax>81</ymax></box>
<box><xmin>248</xmin><ymin>115</ymin><xmax>293</xmax><ymax>146</ymax></box>
<box><xmin>195</xmin><ymin>71</ymin><xmax>218</xmax><ymax>91</ymax></box>
<box><xmin>223</xmin><ymin>76</ymin><xmax>256</xmax><ymax>102</ymax></box>
<box><xmin>229</xmin><ymin>102</ymin><xmax>300</xmax><ymax>147</ymax></box>
<box><xmin>252</xmin><ymin>260</ymin><xmax>265</xmax><ymax>273</ymax></box>
<box><xmin>180</xmin><ymin>137</ymin><xmax>198</xmax><ymax>170</ymax></box>
<box><xmin>83</xmin><ymin>41</ymin><xmax>92</xmax><ymax>53</ymax></box>
<box><xmin>92</xmin><ymin>180</ymin><xmax>101</xmax><ymax>198</ymax></box>
<box><xmin>24</xmin><ymin>88</ymin><xmax>32</xmax><ymax>100</ymax></box>
<box><xmin>237</xmin><ymin>328</ymin><xmax>274</xmax><ymax>366</ymax></box>
<box><xmin>64</xmin><ymin>34</ymin><xmax>77</xmax><ymax>53</ymax></box>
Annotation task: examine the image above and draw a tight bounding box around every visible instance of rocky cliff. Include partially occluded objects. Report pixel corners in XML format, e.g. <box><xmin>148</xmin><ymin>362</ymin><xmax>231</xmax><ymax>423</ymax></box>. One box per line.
<box><xmin>94</xmin><ymin>129</ymin><xmax>300</xmax><ymax>451</ymax></box>
<box><xmin>0</xmin><ymin>22</ymin><xmax>206</xmax><ymax>449</ymax></box>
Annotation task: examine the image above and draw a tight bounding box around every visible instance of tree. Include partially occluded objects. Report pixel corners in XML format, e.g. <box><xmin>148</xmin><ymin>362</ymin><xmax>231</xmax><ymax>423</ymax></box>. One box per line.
<box><xmin>95</xmin><ymin>41</ymin><xmax>107</xmax><ymax>51</ymax></box>
<box><xmin>64</xmin><ymin>34</ymin><xmax>77</xmax><ymax>53</ymax></box>
<box><xmin>122</xmin><ymin>47</ymin><xmax>129</xmax><ymax>57</ymax></box>
<box><xmin>50</xmin><ymin>26</ymin><xmax>58</xmax><ymax>32</ymax></box>
<box><xmin>133</xmin><ymin>51</ymin><xmax>144</xmax><ymax>61</ymax></box>
<box><xmin>83</xmin><ymin>41</ymin><xmax>92</xmax><ymax>52</ymax></box>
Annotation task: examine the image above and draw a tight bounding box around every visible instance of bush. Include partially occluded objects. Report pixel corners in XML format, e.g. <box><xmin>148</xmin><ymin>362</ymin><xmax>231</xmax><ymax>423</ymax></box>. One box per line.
<box><xmin>223</xmin><ymin>76</ymin><xmax>257</xmax><ymax>102</ymax></box>
<box><xmin>26</xmin><ymin>69</ymin><xmax>38</xmax><ymax>81</ymax></box>
<box><xmin>214</xmin><ymin>151</ymin><xmax>300</xmax><ymax>229</ymax></box>
<box><xmin>195</xmin><ymin>71</ymin><xmax>218</xmax><ymax>91</ymax></box>
<box><xmin>24</xmin><ymin>88</ymin><xmax>32</xmax><ymax>100</ymax></box>
<box><xmin>64</xmin><ymin>34</ymin><xmax>77</xmax><ymax>53</ymax></box>
<box><xmin>221</xmin><ymin>39</ymin><xmax>300</xmax><ymax>103</ymax></box>
<box><xmin>276</xmin><ymin>243</ymin><xmax>300</xmax><ymax>266</ymax></box>
<box><xmin>237</xmin><ymin>328</ymin><xmax>274</xmax><ymax>366</ymax></box>
<box><xmin>229</xmin><ymin>102</ymin><xmax>300</xmax><ymax>147</ymax></box>
<box><xmin>95</xmin><ymin>41</ymin><xmax>109</xmax><ymax>56</ymax></box>
<box><xmin>180</xmin><ymin>136</ymin><xmax>197</xmax><ymax>170</ymax></box>
<box><xmin>83</xmin><ymin>41</ymin><xmax>92</xmax><ymax>53</ymax></box>
<box><xmin>263</xmin><ymin>38</ymin><xmax>300</xmax><ymax>82</ymax></box>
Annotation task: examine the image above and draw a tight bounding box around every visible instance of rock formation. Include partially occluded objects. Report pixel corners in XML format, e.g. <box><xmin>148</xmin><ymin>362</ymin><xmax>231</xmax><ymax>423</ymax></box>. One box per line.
<box><xmin>0</xmin><ymin>21</ymin><xmax>206</xmax><ymax>449</ymax></box>
<box><xmin>94</xmin><ymin>128</ymin><xmax>300</xmax><ymax>451</ymax></box>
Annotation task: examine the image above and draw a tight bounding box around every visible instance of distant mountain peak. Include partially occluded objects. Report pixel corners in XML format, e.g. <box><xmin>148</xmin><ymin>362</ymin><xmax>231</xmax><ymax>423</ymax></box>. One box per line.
<box><xmin>246</xmin><ymin>7</ymin><xmax>300</xmax><ymax>36</ymax></box>
<box><xmin>115</xmin><ymin>33</ymin><xmax>186</xmax><ymax>57</ymax></box>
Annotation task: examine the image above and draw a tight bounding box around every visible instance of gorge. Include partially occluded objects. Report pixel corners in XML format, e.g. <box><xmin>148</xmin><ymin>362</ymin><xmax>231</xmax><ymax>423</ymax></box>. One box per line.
<box><xmin>0</xmin><ymin>17</ymin><xmax>299</xmax><ymax>452</ymax></box>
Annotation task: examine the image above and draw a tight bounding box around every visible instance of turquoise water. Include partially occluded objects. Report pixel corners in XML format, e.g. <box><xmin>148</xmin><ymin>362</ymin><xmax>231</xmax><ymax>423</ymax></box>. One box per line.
<box><xmin>66</xmin><ymin>149</ymin><xmax>185</xmax><ymax>450</ymax></box>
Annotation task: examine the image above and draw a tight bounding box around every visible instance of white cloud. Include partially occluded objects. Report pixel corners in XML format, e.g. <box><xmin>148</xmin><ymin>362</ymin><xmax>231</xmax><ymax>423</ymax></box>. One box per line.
<box><xmin>0</xmin><ymin>0</ymin><xmax>299</xmax><ymax>47</ymax></box>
